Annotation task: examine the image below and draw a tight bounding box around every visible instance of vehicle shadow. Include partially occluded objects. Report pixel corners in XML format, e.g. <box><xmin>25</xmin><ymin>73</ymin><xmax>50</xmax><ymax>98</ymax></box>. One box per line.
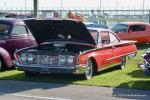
<box><xmin>1</xmin><ymin>72</ymin><xmax>84</xmax><ymax>83</ymax></box>
<box><xmin>136</xmin><ymin>44</ymin><xmax>150</xmax><ymax>50</ymax></box>
<box><xmin>127</xmin><ymin>69</ymin><xmax>150</xmax><ymax>79</ymax></box>
<box><xmin>0</xmin><ymin>66</ymin><xmax>121</xmax><ymax>96</ymax></box>
<box><xmin>112</xmin><ymin>80</ymin><xmax>150</xmax><ymax>100</ymax></box>
<box><xmin>95</xmin><ymin>66</ymin><xmax>121</xmax><ymax>76</ymax></box>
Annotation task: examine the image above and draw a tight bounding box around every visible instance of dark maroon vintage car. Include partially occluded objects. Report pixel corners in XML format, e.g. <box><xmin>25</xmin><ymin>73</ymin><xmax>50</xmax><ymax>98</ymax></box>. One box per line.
<box><xmin>0</xmin><ymin>18</ymin><xmax>37</xmax><ymax>70</ymax></box>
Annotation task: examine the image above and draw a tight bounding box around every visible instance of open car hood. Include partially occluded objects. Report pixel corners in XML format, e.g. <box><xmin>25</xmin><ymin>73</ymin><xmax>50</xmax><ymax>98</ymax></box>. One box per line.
<box><xmin>24</xmin><ymin>19</ymin><xmax>96</xmax><ymax>45</ymax></box>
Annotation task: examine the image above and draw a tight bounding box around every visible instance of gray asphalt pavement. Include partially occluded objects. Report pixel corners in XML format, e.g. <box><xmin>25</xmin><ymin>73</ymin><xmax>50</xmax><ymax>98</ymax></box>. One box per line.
<box><xmin>0</xmin><ymin>80</ymin><xmax>150</xmax><ymax>100</ymax></box>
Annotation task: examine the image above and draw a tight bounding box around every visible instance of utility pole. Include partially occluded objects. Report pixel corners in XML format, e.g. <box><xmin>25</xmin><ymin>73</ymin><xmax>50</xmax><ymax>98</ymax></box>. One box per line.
<box><xmin>99</xmin><ymin>0</ymin><xmax>101</xmax><ymax>11</ymax></box>
<box><xmin>25</xmin><ymin>0</ymin><xmax>27</xmax><ymax>11</ymax></box>
<box><xmin>33</xmin><ymin>0</ymin><xmax>39</xmax><ymax>17</ymax></box>
<box><xmin>143</xmin><ymin>0</ymin><xmax>145</xmax><ymax>22</ymax></box>
<box><xmin>99</xmin><ymin>0</ymin><xmax>102</xmax><ymax>24</ymax></box>
<box><xmin>60</xmin><ymin>0</ymin><xmax>62</xmax><ymax>18</ymax></box>
<box><xmin>143</xmin><ymin>0</ymin><xmax>145</xmax><ymax>11</ymax></box>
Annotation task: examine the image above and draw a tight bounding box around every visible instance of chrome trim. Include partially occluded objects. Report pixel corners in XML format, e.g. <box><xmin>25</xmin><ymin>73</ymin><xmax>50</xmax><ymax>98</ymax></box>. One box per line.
<box><xmin>75</xmin><ymin>65</ymin><xmax>87</xmax><ymax>74</ymax></box>
<box><xmin>97</xmin><ymin>63</ymin><xmax>121</xmax><ymax>72</ymax></box>
<box><xmin>15</xmin><ymin>62</ymin><xmax>87</xmax><ymax>74</ymax></box>
<box><xmin>107</xmin><ymin>51</ymin><xmax>136</xmax><ymax>61</ymax></box>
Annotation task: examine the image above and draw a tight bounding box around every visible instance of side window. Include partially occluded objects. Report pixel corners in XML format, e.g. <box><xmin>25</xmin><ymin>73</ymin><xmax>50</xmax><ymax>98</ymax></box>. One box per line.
<box><xmin>109</xmin><ymin>32</ymin><xmax>119</xmax><ymax>43</ymax></box>
<box><xmin>12</xmin><ymin>25</ymin><xmax>28</xmax><ymax>35</ymax></box>
<box><xmin>129</xmin><ymin>25</ymin><xmax>145</xmax><ymax>32</ymax></box>
<box><xmin>101</xmin><ymin>31</ymin><xmax>110</xmax><ymax>44</ymax></box>
<box><xmin>0</xmin><ymin>23</ymin><xmax>11</xmax><ymax>34</ymax></box>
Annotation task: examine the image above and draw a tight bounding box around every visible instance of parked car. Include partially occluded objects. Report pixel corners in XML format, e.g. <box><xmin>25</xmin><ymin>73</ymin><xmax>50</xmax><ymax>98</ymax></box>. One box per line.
<box><xmin>14</xmin><ymin>19</ymin><xmax>137</xmax><ymax>79</ymax></box>
<box><xmin>111</xmin><ymin>22</ymin><xmax>150</xmax><ymax>43</ymax></box>
<box><xmin>0</xmin><ymin>18</ymin><xmax>37</xmax><ymax>70</ymax></box>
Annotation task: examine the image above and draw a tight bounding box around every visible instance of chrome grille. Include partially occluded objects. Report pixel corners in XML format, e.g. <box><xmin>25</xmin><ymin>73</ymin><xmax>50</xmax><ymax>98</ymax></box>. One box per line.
<box><xmin>26</xmin><ymin>54</ymin><xmax>75</xmax><ymax>66</ymax></box>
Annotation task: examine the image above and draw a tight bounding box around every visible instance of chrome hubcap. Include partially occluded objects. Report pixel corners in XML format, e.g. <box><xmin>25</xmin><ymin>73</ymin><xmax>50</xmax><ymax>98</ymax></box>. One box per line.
<box><xmin>86</xmin><ymin>60</ymin><xmax>93</xmax><ymax>79</ymax></box>
<box><xmin>121</xmin><ymin>57</ymin><xmax>125</xmax><ymax>69</ymax></box>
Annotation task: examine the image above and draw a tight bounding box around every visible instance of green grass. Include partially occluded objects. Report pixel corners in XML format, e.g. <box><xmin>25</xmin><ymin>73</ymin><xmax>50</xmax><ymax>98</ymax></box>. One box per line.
<box><xmin>1</xmin><ymin>44</ymin><xmax>150</xmax><ymax>90</ymax></box>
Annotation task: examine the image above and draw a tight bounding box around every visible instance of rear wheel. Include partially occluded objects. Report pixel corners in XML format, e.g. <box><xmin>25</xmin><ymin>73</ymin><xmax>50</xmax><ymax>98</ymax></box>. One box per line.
<box><xmin>119</xmin><ymin>56</ymin><xmax>126</xmax><ymax>69</ymax></box>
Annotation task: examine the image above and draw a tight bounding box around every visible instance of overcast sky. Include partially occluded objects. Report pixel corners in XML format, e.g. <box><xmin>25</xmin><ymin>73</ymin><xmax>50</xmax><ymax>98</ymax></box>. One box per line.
<box><xmin>0</xmin><ymin>0</ymin><xmax>149</xmax><ymax>10</ymax></box>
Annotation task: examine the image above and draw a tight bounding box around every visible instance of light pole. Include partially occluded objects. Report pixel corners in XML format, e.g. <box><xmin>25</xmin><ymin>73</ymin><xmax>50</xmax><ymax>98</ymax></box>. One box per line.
<box><xmin>143</xmin><ymin>0</ymin><xmax>145</xmax><ymax>21</ymax></box>
<box><xmin>60</xmin><ymin>0</ymin><xmax>62</xmax><ymax>18</ymax></box>
<box><xmin>33</xmin><ymin>0</ymin><xmax>39</xmax><ymax>17</ymax></box>
<box><xmin>25</xmin><ymin>0</ymin><xmax>27</xmax><ymax>11</ymax></box>
<box><xmin>99</xmin><ymin>0</ymin><xmax>102</xmax><ymax>24</ymax></box>
<box><xmin>99</xmin><ymin>0</ymin><xmax>101</xmax><ymax>10</ymax></box>
<box><xmin>143</xmin><ymin>0</ymin><xmax>145</xmax><ymax>11</ymax></box>
<box><xmin>4</xmin><ymin>2</ymin><xmax>7</xmax><ymax>10</ymax></box>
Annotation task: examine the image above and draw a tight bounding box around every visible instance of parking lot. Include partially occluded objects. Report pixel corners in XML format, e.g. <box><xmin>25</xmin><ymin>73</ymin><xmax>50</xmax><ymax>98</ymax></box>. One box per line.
<box><xmin>0</xmin><ymin>80</ymin><xmax>150</xmax><ymax>100</ymax></box>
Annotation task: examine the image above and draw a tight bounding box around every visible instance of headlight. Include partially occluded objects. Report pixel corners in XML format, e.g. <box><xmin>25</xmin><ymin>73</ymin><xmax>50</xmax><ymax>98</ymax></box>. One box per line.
<box><xmin>27</xmin><ymin>54</ymin><xmax>34</xmax><ymax>63</ymax></box>
<box><xmin>20</xmin><ymin>53</ymin><xmax>27</xmax><ymax>63</ymax></box>
<box><xmin>59</xmin><ymin>55</ymin><xmax>66</xmax><ymax>65</ymax></box>
<box><xmin>67</xmin><ymin>56</ymin><xmax>74</xmax><ymax>64</ymax></box>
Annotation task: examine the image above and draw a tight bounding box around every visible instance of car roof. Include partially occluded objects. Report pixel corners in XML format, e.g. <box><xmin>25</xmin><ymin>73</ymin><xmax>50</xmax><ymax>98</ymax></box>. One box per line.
<box><xmin>87</xmin><ymin>27</ymin><xmax>112</xmax><ymax>33</ymax></box>
<box><xmin>84</xmin><ymin>22</ymin><xmax>108</xmax><ymax>29</ymax></box>
<box><xmin>0</xmin><ymin>18</ymin><xmax>25</xmax><ymax>25</ymax></box>
<box><xmin>24</xmin><ymin>18</ymin><xmax>82</xmax><ymax>21</ymax></box>
<box><xmin>119</xmin><ymin>22</ymin><xmax>149</xmax><ymax>25</ymax></box>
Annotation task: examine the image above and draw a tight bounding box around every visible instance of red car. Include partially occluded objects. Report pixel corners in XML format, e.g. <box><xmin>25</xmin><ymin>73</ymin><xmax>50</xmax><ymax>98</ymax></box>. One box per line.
<box><xmin>0</xmin><ymin>18</ymin><xmax>37</xmax><ymax>70</ymax></box>
<box><xmin>14</xmin><ymin>19</ymin><xmax>137</xmax><ymax>79</ymax></box>
<box><xmin>111</xmin><ymin>22</ymin><xmax>150</xmax><ymax>43</ymax></box>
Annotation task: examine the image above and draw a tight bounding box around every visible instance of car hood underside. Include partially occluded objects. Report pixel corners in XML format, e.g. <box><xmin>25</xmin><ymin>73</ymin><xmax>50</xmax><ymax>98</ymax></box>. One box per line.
<box><xmin>24</xmin><ymin>19</ymin><xmax>96</xmax><ymax>45</ymax></box>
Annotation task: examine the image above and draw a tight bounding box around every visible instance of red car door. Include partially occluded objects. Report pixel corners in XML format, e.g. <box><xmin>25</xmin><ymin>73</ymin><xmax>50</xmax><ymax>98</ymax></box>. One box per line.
<box><xmin>108</xmin><ymin>32</ymin><xmax>122</xmax><ymax>65</ymax></box>
<box><xmin>96</xmin><ymin>31</ymin><xmax>114</xmax><ymax>68</ymax></box>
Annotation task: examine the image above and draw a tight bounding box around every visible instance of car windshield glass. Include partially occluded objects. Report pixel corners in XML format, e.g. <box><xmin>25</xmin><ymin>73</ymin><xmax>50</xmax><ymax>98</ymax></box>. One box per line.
<box><xmin>86</xmin><ymin>23</ymin><xmax>108</xmax><ymax>29</ymax></box>
<box><xmin>89</xmin><ymin>30</ymin><xmax>98</xmax><ymax>43</ymax></box>
<box><xmin>0</xmin><ymin>23</ymin><xmax>11</xmax><ymax>35</ymax></box>
<box><xmin>111</xmin><ymin>24</ymin><xmax>128</xmax><ymax>33</ymax></box>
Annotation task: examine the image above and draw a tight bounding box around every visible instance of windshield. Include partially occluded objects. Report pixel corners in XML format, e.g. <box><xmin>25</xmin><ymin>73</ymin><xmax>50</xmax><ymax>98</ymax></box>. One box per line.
<box><xmin>111</xmin><ymin>24</ymin><xmax>128</xmax><ymax>33</ymax></box>
<box><xmin>85</xmin><ymin>23</ymin><xmax>108</xmax><ymax>29</ymax></box>
<box><xmin>89</xmin><ymin>30</ymin><xmax>98</xmax><ymax>44</ymax></box>
<box><xmin>0</xmin><ymin>23</ymin><xmax>11</xmax><ymax>35</ymax></box>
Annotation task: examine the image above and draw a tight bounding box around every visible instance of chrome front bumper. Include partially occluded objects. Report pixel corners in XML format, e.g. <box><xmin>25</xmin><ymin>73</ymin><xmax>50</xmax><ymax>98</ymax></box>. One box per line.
<box><xmin>15</xmin><ymin>62</ymin><xmax>87</xmax><ymax>74</ymax></box>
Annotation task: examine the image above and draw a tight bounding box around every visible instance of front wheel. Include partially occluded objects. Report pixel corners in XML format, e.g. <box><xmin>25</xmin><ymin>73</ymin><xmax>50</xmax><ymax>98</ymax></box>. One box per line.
<box><xmin>85</xmin><ymin>59</ymin><xmax>94</xmax><ymax>80</ymax></box>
